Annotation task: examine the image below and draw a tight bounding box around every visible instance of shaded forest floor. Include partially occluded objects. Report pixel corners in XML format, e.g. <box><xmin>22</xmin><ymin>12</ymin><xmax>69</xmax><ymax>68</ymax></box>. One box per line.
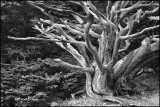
<box><xmin>1</xmin><ymin>57</ymin><xmax>159</xmax><ymax>106</ymax></box>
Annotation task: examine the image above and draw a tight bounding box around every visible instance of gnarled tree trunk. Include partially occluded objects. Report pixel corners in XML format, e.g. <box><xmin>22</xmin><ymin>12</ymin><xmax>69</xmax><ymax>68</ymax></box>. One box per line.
<box><xmin>8</xmin><ymin>1</ymin><xmax>159</xmax><ymax>105</ymax></box>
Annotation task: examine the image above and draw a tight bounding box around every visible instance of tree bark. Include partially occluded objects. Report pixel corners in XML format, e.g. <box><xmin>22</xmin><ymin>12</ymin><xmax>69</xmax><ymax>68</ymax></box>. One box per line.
<box><xmin>7</xmin><ymin>1</ymin><xmax>159</xmax><ymax>106</ymax></box>
<box><xmin>92</xmin><ymin>67</ymin><xmax>113</xmax><ymax>95</ymax></box>
<box><xmin>86</xmin><ymin>39</ymin><xmax>159</xmax><ymax>96</ymax></box>
<box><xmin>112</xmin><ymin>40</ymin><xmax>159</xmax><ymax>94</ymax></box>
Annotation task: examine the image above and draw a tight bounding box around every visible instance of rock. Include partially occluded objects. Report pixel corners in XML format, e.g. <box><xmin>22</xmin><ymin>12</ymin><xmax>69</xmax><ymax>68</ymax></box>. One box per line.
<box><xmin>50</xmin><ymin>102</ymin><xmax>58</xmax><ymax>106</ymax></box>
<box><xmin>49</xmin><ymin>96</ymin><xmax>63</xmax><ymax>106</ymax></box>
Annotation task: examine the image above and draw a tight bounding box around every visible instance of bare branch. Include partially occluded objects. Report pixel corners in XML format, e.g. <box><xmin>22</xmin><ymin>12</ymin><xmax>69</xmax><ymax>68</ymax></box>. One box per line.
<box><xmin>118</xmin><ymin>2</ymin><xmax>158</xmax><ymax>22</ymax></box>
<box><xmin>33</xmin><ymin>21</ymin><xmax>86</xmax><ymax>46</ymax></box>
<box><xmin>98</xmin><ymin>31</ymin><xmax>112</xmax><ymax>64</ymax></box>
<box><xmin>120</xmin><ymin>1</ymin><xmax>130</xmax><ymax>8</ymax></box>
<box><xmin>71</xmin><ymin>14</ymin><xmax>84</xmax><ymax>24</ymax></box>
<box><xmin>23</xmin><ymin>1</ymin><xmax>92</xmax><ymax>67</ymax></box>
<box><xmin>86</xmin><ymin>1</ymin><xmax>118</xmax><ymax>34</ymax></box>
<box><xmin>30</xmin><ymin>1</ymin><xmax>88</xmax><ymax>23</ymax></box>
<box><xmin>116</xmin><ymin>2</ymin><xmax>158</xmax><ymax>13</ymax></box>
<box><xmin>60</xmin><ymin>25</ymin><xmax>84</xmax><ymax>36</ymax></box>
<box><xmin>89</xmin><ymin>29</ymin><xmax>102</xmax><ymax>38</ymax></box>
<box><xmin>50</xmin><ymin>33</ymin><xmax>86</xmax><ymax>45</ymax></box>
<box><xmin>111</xmin><ymin>1</ymin><xmax>122</xmax><ymax>13</ymax></box>
<box><xmin>27</xmin><ymin>1</ymin><xmax>54</xmax><ymax>23</ymax></box>
<box><xmin>68</xmin><ymin>1</ymin><xmax>82</xmax><ymax>6</ymax></box>
<box><xmin>42</xmin><ymin>58</ymin><xmax>94</xmax><ymax>73</ymax></box>
<box><xmin>40</xmin><ymin>18</ymin><xmax>101</xmax><ymax>39</ymax></box>
<box><xmin>119</xmin><ymin>6</ymin><xmax>158</xmax><ymax>38</ymax></box>
<box><xmin>106</xmin><ymin>1</ymin><xmax>111</xmax><ymax>18</ymax></box>
<box><xmin>98</xmin><ymin>31</ymin><xmax>106</xmax><ymax>62</ymax></box>
<box><xmin>118</xmin><ymin>10</ymin><xmax>140</xmax><ymax>37</ymax></box>
<box><xmin>119</xmin><ymin>26</ymin><xmax>129</xmax><ymax>37</ymax></box>
<box><xmin>118</xmin><ymin>40</ymin><xmax>131</xmax><ymax>53</ymax></box>
<box><xmin>112</xmin><ymin>35</ymin><xmax>120</xmax><ymax>65</ymax></box>
<box><xmin>61</xmin><ymin>20</ymin><xmax>101</xmax><ymax>38</ymax></box>
<box><xmin>110</xmin><ymin>1</ymin><xmax>122</xmax><ymax>22</ymax></box>
<box><xmin>153</xmin><ymin>35</ymin><xmax>159</xmax><ymax>38</ymax></box>
<box><xmin>59</xmin><ymin>27</ymin><xmax>91</xmax><ymax>67</ymax></box>
<box><xmin>148</xmin><ymin>16</ymin><xmax>160</xmax><ymax>21</ymax></box>
<box><xmin>114</xmin><ymin>37</ymin><xmax>159</xmax><ymax>81</ymax></box>
<box><xmin>121</xmin><ymin>25</ymin><xmax>160</xmax><ymax>40</ymax></box>
<box><xmin>71</xmin><ymin>13</ymin><xmax>87</xmax><ymax>22</ymax></box>
<box><xmin>134</xmin><ymin>9</ymin><xmax>143</xmax><ymax>23</ymax></box>
<box><xmin>8</xmin><ymin>36</ymin><xmax>60</xmax><ymax>42</ymax></box>
<box><xmin>8</xmin><ymin>36</ymin><xmax>88</xmax><ymax>67</ymax></box>
<box><xmin>150</xmin><ymin>40</ymin><xmax>159</xmax><ymax>51</ymax></box>
<box><xmin>84</xmin><ymin>13</ymin><xmax>104</xmax><ymax>72</ymax></box>
<box><xmin>141</xmin><ymin>7</ymin><xmax>159</xmax><ymax>20</ymax></box>
<box><xmin>69</xmin><ymin>25</ymin><xmax>101</xmax><ymax>38</ymax></box>
<box><xmin>151</xmin><ymin>38</ymin><xmax>159</xmax><ymax>42</ymax></box>
<box><xmin>81</xmin><ymin>1</ymin><xmax>99</xmax><ymax>20</ymax></box>
<box><xmin>50</xmin><ymin>23</ymin><xmax>91</xmax><ymax>67</ymax></box>
<box><xmin>8</xmin><ymin>35</ymin><xmax>83</xmax><ymax>47</ymax></box>
<box><xmin>46</xmin><ymin>5</ymin><xmax>87</xmax><ymax>21</ymax></box>
<box><xmin>49</xmin><ymin>28</ymin><xmax>91</xmax><ymax>67</ymax></box>
<box><xmin>55</xmin><ymin>42</ymin><xmax>87</xmax><ymax>67</ymax></box>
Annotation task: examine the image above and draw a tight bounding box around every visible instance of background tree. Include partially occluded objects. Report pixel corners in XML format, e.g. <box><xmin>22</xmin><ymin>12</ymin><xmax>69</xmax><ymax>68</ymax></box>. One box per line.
<box><xmin>8</xmin><ymin>1</ymin><xmax>159</xmax><ymax>105</ymax></box>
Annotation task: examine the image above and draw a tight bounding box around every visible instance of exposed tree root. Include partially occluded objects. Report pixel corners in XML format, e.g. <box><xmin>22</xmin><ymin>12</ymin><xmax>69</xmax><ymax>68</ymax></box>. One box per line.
<box><xmin>85</xmin><ymin>72</ymin><xmax>131</xmax><ymax>106</ymax></box>
<box><xmin>71</xmin><ymin>88</ymin><xmax>85</xmax><ymax>98</ymax></box>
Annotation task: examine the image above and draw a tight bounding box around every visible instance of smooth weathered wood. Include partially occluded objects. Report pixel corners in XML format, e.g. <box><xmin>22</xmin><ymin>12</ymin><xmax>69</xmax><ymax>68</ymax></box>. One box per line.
<box><xmin>8</xmin><ymin>1</ymin><xmax>159</xmax><ymax>105</ymax></box>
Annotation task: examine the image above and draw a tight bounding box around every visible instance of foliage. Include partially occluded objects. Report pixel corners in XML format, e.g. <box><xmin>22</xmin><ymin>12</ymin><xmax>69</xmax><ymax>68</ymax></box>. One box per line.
<box><xmin>1</xmin><ymin>1</ymin><xmax>33</xmax><ymax>39</ymax></box>
<box><xmin>1</xmin><ymin>58</ymin><xmax>85</xmax><ymax>106</ymax></box>
<box><xmin>1</xmin><ymin>1</ymin><xmax>77</xmax><ymax>63</ymax></box>
<box><xmin>1</xmin><ymin>1</ymin><xmax>86</xmax><ymax>106</ymax></box>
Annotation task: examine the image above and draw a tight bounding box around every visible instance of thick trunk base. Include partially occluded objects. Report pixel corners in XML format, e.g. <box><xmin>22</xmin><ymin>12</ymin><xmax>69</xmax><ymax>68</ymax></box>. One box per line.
<box><xmin>92</xmin><ymin>70</ymin><xmax>113</xmax><ymax>95</ymax></box>
<box><xmin>85</xmin><ymin>72</ymin><xmax>130</xmax><ymax>106</ymax></box>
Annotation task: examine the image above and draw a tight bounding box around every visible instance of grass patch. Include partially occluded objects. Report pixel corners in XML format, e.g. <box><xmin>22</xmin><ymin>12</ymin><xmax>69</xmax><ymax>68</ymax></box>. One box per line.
<box><xmin>54</xmin><ymin>95</ymin><xmax>121</xmax><ymax>106</ymax></box>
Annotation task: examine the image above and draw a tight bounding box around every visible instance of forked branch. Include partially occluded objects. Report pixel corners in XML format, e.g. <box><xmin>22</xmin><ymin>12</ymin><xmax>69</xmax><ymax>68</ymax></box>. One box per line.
<box><xmin>84</xmin><ymin>13</ymin><xmax>104</xmax><ymax>72</ymax></box>
<box><xmin>42</xmin><ymin>58</ymin><xmax>94</xmax><ymax>73</ymax></box>
<box><xmin>121</xmin><ymin>25</ymin><xmax>159</xmax><ymax>40</ymax></box>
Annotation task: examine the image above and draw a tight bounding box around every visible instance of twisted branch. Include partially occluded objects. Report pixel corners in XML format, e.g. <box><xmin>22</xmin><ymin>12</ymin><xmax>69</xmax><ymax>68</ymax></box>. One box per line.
<box><xmin>84</xmin><ymin>13</ymin><xmax>103</xmax><ymax>72</ymax></box>
<box><xmin>121</xmin><ymin>25</ymin><xmax>159</xmax><ymax>40</ymax></box>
